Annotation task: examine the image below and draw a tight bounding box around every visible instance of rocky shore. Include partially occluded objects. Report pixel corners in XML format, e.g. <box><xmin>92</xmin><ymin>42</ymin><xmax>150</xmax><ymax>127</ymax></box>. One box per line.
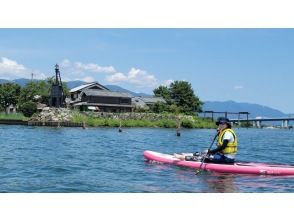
<box><xmin>30</xmin><ymin>107</ymin><xmax>73</xmax><ymax>122</ymax></box>
<box><xmin>30</xmin><ymin>107</ymin><xmax>196</xmax><ymax>122</ymax></box>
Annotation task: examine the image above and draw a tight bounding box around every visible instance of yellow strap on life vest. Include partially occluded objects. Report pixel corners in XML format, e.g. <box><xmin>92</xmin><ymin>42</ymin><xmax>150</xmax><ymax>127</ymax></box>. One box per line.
<box><xmin>217</xmin><ymin>128</ymin><xmax>238</xmax><ymax>154</ymax></box>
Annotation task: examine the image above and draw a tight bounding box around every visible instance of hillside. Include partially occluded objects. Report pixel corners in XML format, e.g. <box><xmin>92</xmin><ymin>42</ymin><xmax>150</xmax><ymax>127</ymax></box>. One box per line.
<box><xmin>104</xmin><ymin>85</ymin><xmax>152</xmax><ymax>97</ymax></box>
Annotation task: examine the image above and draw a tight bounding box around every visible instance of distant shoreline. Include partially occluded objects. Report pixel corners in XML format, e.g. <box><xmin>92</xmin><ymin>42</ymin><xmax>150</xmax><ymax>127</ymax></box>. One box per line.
<box><xmin>0</xmin><ymin>111</ymin><xmax>216</xmax><ymax>129</ymax></box>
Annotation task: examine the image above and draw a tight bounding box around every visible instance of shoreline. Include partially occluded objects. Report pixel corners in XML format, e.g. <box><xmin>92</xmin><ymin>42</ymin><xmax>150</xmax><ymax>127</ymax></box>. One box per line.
<box><xmin>0</xmin><ymin>115</ymin><xmax>216</xmax><ymax>129</ymax></box>
<box><xmin>0</xmin><ymin>119</ymin><xmax>84</xmax><ymax>127</ymax></box>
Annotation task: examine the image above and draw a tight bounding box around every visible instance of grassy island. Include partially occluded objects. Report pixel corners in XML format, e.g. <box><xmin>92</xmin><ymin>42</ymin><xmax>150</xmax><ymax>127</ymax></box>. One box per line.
<box><xmin>0</xmin><ymin>111</ymin><xmax>216</xmax><ymax>129</ymax></box>
<box><xmin>71</xmin><ymin>111</ymin><xmax>216</xmax><ymax>129</ymax></box>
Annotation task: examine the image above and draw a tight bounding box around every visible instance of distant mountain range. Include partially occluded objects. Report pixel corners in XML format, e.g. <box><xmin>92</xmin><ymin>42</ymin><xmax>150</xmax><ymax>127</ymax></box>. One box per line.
<box><xmin>0</xmin><ymin>78</ymin><xmax>39</xmax><ymax>87</ymax></box>
<box><xmin>104</xmin><ymin>85</ymin><xmax>152</xmax><ymax>97</ymax></box>
<box><xmin>0</xmin><ymin>78</ymin><xmax>289</xmax><ymax>117</ymax></box>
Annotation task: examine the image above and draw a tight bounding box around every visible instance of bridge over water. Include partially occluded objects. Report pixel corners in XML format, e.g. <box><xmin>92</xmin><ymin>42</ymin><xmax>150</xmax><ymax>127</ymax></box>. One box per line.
<box><xmin>199</xmin><ymin>111</ymin><xmax>293</xmax><ymax>128</ymax></box>
<box><xmin>230</xmin><ymin>117</ymin><xmax>294</xmax><ymax>128</ymax></box>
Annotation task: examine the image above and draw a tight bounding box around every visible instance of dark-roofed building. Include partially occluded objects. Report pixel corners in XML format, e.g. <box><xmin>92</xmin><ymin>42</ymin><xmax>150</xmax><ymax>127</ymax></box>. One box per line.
<box><xmin>132</xmin><ymin>96</ymin><xmax>166</xmax><ymax>109</ymax></box>
<box><xmin>69</xmin><ymin>82</ymin><xmax>133</xmax><ymax>112</ymax></box>
<box><xmin>70</xmin><ymin>82</ymin><xmax>110</xmax><ymax>102</ymax></box>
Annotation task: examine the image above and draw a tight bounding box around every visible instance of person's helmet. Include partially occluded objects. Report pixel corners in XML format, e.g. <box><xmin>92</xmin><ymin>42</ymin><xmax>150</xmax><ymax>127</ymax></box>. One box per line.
<box><xmin>216</xmin><ymin>117</ymin><xmax>230</xmax><ymax>126</ymax></box>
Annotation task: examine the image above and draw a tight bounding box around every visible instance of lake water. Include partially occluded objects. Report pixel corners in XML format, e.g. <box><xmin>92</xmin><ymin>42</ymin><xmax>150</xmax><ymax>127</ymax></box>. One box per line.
<box><xmin>0</xmin><ymin>125</ymin><xmax>294</xmax><ymax>193</ymax></box>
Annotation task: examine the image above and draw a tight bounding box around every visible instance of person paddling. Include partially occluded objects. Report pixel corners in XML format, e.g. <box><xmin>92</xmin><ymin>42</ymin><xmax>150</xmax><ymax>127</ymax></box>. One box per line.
<box><xmin>174</xmin><ymin>117</ymin><xmax>238</xmax><ymax>164</ymax></box>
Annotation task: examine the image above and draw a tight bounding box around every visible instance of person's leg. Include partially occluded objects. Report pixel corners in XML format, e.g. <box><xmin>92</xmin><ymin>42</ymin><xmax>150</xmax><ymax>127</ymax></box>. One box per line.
<box><xmin>173</xmin><ymin>153</ymin><xmax>186</xmax><ymax>160</ymax></box>
<box><xmin>174</xmin><ymin>153</ymin><xmax>202</xmax><ymax>161</ymax></box>
<box><xmin>185</xmin><ymin>155</ymin><xmax>202</xmax><ymax>161</ymax></box>
<box><xmin>223</xmin><ymin>155</ymin><xmax>235</xmax><ymax>164</ymax></box>
<box><xmin>208</xmin><ymin>153</ymin><xmax>234</xmax><ymax>164</ymax></box>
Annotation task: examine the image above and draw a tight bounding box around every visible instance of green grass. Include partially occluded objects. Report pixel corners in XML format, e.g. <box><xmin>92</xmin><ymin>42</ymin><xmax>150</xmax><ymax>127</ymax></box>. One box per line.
<box><xmin>0</xmin><ymin>112</ymin><xmax>28</xmax><ymax>121</ymax></box>
<box><xmin>71</xmin><ymin>111</ymin><xmax>216</xmax><ymax>129</ymax></box>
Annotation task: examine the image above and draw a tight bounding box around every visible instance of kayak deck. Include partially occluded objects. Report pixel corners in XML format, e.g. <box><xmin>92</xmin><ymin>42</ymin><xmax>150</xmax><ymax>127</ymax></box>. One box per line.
<box><xmin>144</xmin><ymin>150</ymin><xmax>294</xmax><ymax>176</ymax></box>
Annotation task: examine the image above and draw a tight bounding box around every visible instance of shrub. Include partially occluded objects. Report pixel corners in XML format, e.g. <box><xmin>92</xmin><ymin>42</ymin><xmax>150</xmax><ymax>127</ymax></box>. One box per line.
<box><xmin>181</xmin><ymin>119</ymin><xmax>194</xmax><ymax>128</ymax></box>
<box><xmin>19</xmin><ymin>101</ymin><xmax>37</xmax><ymax>117</ymax></box>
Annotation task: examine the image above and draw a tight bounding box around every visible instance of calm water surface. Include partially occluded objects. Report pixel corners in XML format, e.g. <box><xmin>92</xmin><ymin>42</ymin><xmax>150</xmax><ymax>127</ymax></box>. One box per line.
<box><xmin>0</xmin><ymin>125</ymin><xmax>294</xmax><ymax>193</ymax></box>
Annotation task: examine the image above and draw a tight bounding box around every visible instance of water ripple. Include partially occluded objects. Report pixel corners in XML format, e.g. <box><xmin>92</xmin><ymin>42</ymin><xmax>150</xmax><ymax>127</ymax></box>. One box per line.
<box><xmin>0</xmin><ymin>126</ymin><xmax>294</xmax><ymax>192</ymax></box>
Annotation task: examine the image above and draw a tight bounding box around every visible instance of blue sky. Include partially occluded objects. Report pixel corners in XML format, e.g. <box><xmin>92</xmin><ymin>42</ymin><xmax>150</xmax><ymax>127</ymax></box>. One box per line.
<box><xmin>0</xmin><ymin>29</ymin><xmax>294</xmax><ymax>113</ymax></box>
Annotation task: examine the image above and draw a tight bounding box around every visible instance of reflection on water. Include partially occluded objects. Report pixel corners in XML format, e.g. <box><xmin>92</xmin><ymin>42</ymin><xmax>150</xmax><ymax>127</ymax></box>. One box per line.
<box><xmin>202</xmin><ymin>173</ymin><xmax>239</xmax><ymax>193</ymax></box>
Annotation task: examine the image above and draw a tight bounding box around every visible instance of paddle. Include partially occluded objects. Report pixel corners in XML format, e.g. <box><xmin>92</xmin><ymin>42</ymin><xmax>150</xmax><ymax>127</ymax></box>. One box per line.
<box><xmin>195</xmin><ymin>133</ymin><xmax>218</xmax><ymax>175</ymax></box>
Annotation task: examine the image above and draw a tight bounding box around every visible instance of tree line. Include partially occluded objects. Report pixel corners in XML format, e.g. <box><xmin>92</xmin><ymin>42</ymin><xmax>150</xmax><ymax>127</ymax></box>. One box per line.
<box><xmin>0</xmin><ymin>79</ymin><xmax>203</xmax><ymax>117</ymax></box>
<box><xmin>149</xmin><ymin>81</ymin><xmax>203</xmax><ymax>115</ymax></box>
<box><xmin>0</xmin><ymin>78</ymin><xmax>69</xmax><ymax>117</ymax></box>
<box><xmin>133</xmin><ymin>81</ymin><xmax>203</xmax><ymax>115</ymax></box>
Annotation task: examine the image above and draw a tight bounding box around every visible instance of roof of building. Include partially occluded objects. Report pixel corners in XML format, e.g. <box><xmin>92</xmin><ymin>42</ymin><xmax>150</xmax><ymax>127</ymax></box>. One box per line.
<box><xmin>70</xmin><ymin>82</ymin><xmax>109</xmax><ymax>93</ymax></box>
<box><xmin>73</xmin><ymin>102</ymin><xmax>133</xmax><ymax>108</ymax></box>
<box><xmin>131</xmin><ymin>96</ymin><xmax>166</xmax><ymax>108</ymax></box>
<box><xmin>137</xmin><ymin>97</ymin><xmax>166</xmax><ymax>104</ymax></box>
<box><xmin>81</xmin><ymin>89</ymin><xmax>132</xmax><ymax>98</ymax></box>
<box><xmin>132</xmin><ymin>97</ymin><xmax>146</xmax><ymax>108</ymax></box>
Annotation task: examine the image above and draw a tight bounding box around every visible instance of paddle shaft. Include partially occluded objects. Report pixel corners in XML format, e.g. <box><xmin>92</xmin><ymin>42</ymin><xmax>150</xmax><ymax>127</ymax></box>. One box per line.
<box><xmin>195</xmin><ymin>133</ymin><xmax>218</xmax><ymax>175</ymax></box>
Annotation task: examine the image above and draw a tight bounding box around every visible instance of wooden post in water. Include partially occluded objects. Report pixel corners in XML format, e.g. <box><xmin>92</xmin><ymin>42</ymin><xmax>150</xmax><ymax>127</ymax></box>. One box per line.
<box><xmin>176</xmin><ymin>117</ymin><xmax>181</xmax><ymax>137</ymax></box>
<box><xmin>118</xmin><ymin>120</ymin><xmax>122</xmax><ymax>132</ymax></box>
<box><xmin>82</xmin><ymin>121</ymin><xmax>86</xmax><ymax>129</ymax></box>
<box><xmin>57</xmin><ymin>121</ymin><xmax>61</xmax><ymax>128</ymax></box>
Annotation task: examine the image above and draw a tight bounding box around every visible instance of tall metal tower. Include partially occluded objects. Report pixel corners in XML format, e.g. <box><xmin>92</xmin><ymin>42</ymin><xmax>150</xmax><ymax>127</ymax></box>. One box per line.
<box><xmin>49</xmin><ymin>64</ymin><xmax>65</xmax><ymax>107</ymax></box>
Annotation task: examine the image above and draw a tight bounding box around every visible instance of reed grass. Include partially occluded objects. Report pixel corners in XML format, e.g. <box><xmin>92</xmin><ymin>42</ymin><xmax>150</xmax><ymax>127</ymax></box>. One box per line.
<box><xmin>71</xmin><ymin>111</ymin><xmax>216</xmax><ymax>129</ymax></box>
<box><xmin>0</xmin><ymin>112</ymin><xmax>28</xmax><ymax>121</ymax></box>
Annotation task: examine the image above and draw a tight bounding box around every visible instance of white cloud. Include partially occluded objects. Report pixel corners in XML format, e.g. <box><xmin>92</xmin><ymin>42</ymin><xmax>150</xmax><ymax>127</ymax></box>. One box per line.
<box><xmin>0</xmin><ymin>57</ymin><xmax>30</xmax><ymax>80</ymax></box>
<box><xmin>105</xmin><ymin>72</ymin><xmax>127</xmax><ymax>84</ymax></box>
<box><xmin>234</xmin><ymin>85</ymin><xmax>244</xmax><ymax>90</ymax></box>
<box><xmin>60</xmin><ymin>59</ymin><xmax>162</xmax><ymax>90</ymax></box>
<box><xmin>0</xmin><ymin>57</ymin><xmax>47</xmax><ymax>80</ymax></box>
<box><xmin>59</xmin><ymin>58</ymin><xmax>118</xmax><ymax>83</ymax></box>
<box><xmin>74</xmin><ymin>62</ymin><xmax>116</xmax><ymax>73</ymax></box>
<box><xmin>105</xmin><ymin>68</ymin><xmax>158</xmax><ymax>87</ymax></box>
<box><xmin>0</xmin><ymin>57</ymin><xmax>176</xmax><ymax>94</ymax></box>
<box><xmin>60</xmin><ymin>59</ymin><xmax>116</xmax><ymax>74</ymax></box>
<box><xmin>128</xmin><ymin>68</ymin><xmax>158</xmax><ymax>87</ymax></box>
<box><xmin>0</xmin><ymin>57</ymin><xmax>26</xmax><ymax>72</ymax></box>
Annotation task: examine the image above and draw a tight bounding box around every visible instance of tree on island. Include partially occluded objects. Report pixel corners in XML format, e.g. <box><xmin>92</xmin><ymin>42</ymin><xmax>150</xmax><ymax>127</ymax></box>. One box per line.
<box><xmin>152</xmin><ymin>80</ymin><xmax>203</xmax><ymax>115</ymax></box>
<box><xmin>18</xmin><ymin>79</ymin><xmax>69</xmax><ymax>117</ymax></box>
<box><xmin>0</xmin><ymin>83</ymin><xmax>21</xmax><ymax>113</ymax></box>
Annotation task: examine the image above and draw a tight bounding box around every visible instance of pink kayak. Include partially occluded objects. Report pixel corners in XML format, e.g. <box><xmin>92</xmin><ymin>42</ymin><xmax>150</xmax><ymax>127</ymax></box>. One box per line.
<box><xmin>144</xmin><ymin>150</ymin><xmax>294</xmax><ymax>176</ymax></box>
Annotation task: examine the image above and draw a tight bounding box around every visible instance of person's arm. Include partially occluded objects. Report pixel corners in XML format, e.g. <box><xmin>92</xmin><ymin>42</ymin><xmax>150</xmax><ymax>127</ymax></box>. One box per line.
<box><xmin>208</xmin><ymin>139</ymin><xmax>229</xmax><ymax>154</ymax></box>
